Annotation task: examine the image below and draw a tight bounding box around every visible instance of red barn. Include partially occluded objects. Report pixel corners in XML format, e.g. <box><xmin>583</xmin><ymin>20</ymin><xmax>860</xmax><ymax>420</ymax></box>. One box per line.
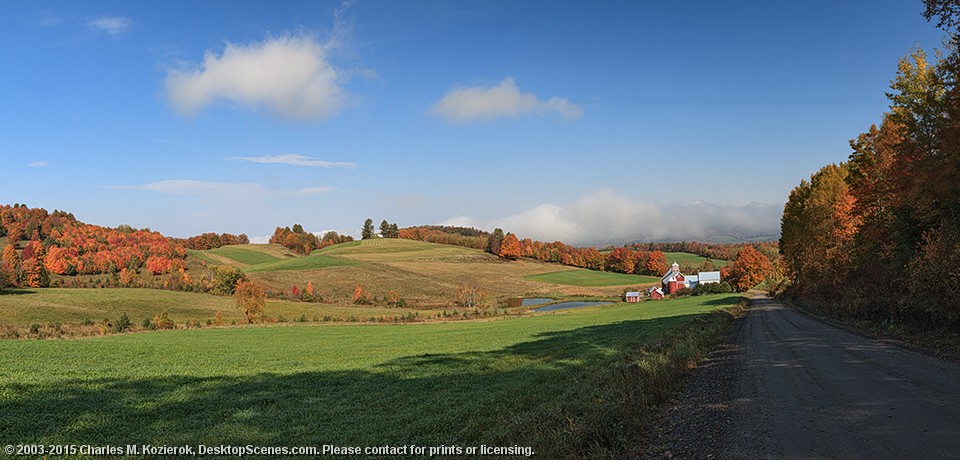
<box><xmin>648</xmin><ymin>286</ymin><xmax>664</xmax><ymax>300</ymax></box>
<box><xmin>660</xmin><ymin>262</ymin><xmax>686</xmax><ymax>294</ymax></box>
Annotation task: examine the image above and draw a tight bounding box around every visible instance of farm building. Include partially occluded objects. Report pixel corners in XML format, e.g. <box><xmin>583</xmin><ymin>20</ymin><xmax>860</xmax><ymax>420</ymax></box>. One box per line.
<box><xmin>625</xmin><ymin>291</ymin><xmax>641</xmax><ymax>303</ymax></box>
<box><xmin>699</xmin><ymin>271</ymin><xmax>721</xmax><ymax>284</ymax></box>
<box><xmin>661</xmin><ymin>262</ymin><xmax>685</xmax><ymax>294</ymax></box>
<box><xmin>648</xmin><ymin>286</ymin><xmax>664</xmax><ymax>300</ymax></box>
<box><xmin>661</xmin><ymin>263</ymin><xmax>722</xmax><ymax>294</ymax></box>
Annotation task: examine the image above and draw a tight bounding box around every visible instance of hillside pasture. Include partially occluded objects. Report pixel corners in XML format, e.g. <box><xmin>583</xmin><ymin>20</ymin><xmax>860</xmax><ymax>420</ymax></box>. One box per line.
<box><xmin>246</xmin><ymin>239</ymin><xmax>638</xmax><ymax>305</ymax></box>
<box><xmin>209</xmin><ymin>246</ymin><xmax>282</xmax><ymax>265</ymax></box>
<box><xmin>663</xmin><ymin>251</ymin><xmax>729</xmax><ymax>271</ymax></box>
<box><xmin>0</xmin><ymin>294</ymin><xmax>742</xmax><ymax>458</ymax></box>
<box><xmin>527</xmin><ymin>270</ymin><xmax>661</xmax><ymax>287</ymax></box>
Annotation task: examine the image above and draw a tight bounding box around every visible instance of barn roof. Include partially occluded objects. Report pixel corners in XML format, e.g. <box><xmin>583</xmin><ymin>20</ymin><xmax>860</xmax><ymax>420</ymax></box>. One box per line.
<box><xmin>699</xmin><ymin>271</ymin><xmax>721</xmax><ymax>282</ymax></box>
<box><xmin>687</xmin><ymin>275</ymin><xmax>699</xmax><ymax>283</ymax></box>
<box><xmin>625</xmin><ymin>291</ymin><xmax>641</xmax><ymax>297</ymax></box>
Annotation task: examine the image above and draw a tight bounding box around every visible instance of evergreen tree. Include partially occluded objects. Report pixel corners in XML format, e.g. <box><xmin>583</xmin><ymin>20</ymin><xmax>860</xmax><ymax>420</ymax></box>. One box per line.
<box><xmin>361</xmin><ymin>219</ymin><xmax>375</xmax><ymax>240</ymax></box>
<box><xmin>486</xmin><ymin>228</ymin><xmax>504</xmax><ymax>255</ymax></box>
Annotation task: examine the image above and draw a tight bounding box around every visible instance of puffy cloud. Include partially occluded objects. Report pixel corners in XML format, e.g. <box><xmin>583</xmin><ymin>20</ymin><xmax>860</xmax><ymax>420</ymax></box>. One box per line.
<box><xmin>87</xmin><ymin>16</ymin><xmax>133</xmax><ymax>37</ymax></box>
<box><xmin>431</xmin><ymin>78</ymin><xmax>582</xmax><ymax>123</ymax></box>
<box><xmin>231</xmin><ymin>153</ymin><xmax>356</xmax><ymax>168</ymax></box>
<box><xmin>165</xmin><ymin>36</ymin><xmax>343</xmax><ymax>120</ymax></box>
<box><xmin>439</xmin><ymin>190</ymin><xmax>781</xmax><ymax>246</ymax></box>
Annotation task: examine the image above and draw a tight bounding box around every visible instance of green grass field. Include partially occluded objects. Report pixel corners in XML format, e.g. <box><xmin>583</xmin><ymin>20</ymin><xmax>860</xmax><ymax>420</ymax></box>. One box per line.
<box><xmin>209</xmin><ymin>246</ymin><xmax>282</xmax><ymax>265</ymax></box>
<box><xmin>663</xmin><ymin>252</ymin><xmax>729</xmax><ymax>271</ymax></box>
<box><xmin>0</xmin><ymin>294</ymin><xmax>742</xmax><ymax>457</ymax></box>
<box><xmin>243</xmin><ymin>252</ymin><xmax>358</xmax><ymax>273</ymax></box>
<box><xmin>527</xmin><ymin>270</ymin><xmax>661</xmax><ymax>287</ymax></box>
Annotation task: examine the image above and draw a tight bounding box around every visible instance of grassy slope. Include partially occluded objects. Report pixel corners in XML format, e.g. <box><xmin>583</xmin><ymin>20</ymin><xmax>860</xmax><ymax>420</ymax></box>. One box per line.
<box><xmin>243</xmin><ymin>253</ymin><xmax>357</xmax><ymax>273</ymax></box>
<box><xmin>209</xmin><ymin>246</ymin><xmax>281</xmax><ymax>265</ymax></box>
<box><xmin>663</xmin><ymin>251</ymin><xmax>729</xmax><ymax>270</ymax></box>
<box><xmin>0</xmin><ymin>288</ymin><xmax>436</xmax><ymax>326</ymax></box>
<box><xmin>247</xmin><ymin>239</ymin><xmax>638</xmax><ymax>304</ymax></box>
<box><xmin>527</xmin><ymin>270</ymin><xmax>661</xmax><ymax>287</ymax></box>
<box><xmin>0</xmin><ymin>294</ymin><xmax>742</xmax><ymax>457</ymax></box>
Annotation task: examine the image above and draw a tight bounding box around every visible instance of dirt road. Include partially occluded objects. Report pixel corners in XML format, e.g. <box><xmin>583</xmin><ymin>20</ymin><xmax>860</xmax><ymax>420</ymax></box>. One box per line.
<box><xmin>642</xmin><ymin>294</ymin><xmax>960</xmax><ymax>459</ymax></box>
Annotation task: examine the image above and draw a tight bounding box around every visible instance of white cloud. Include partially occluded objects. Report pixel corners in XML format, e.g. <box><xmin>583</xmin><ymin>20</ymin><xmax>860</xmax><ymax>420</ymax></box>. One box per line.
<box><xmin>165</xmin><ymin>36</ymin><xmax>344</xmax><ymax>120</ymax></box>
<box><xmin>249</xmin><ymin>235</ymin><xmax>272</xmax><ymax>244</ymax></box>
<box><xmin>105</xmin><ymin>180</ymin><xmax>335</xmax><ymax>197</ymax></box>
<box><xmin>439</xmin><ymin>189</ymin><xmax>781</xmax><ymax>246</ymax></box>
<box><xmin>431</xmin><ymin>78</ymin><xmax>582</xmax><ymax>123</ymax></box>
<box><xmin>27</xmin><ymin>161</ymin><xmax>48</xmax><ymax>167</ymax></box>
<box><xmin>87</xmin><ymin>16</ymin><xmax>133</xmax><ymax>37</ymax></box>
<box><xmin>231</xmin><ymin>153</ymin><xmax>356</xmax><ymax>168</ymax></box>
<box><xmin>106</xmin><ymin>180</ymin><xmax>263</xmax><ymax>195</ymax></box>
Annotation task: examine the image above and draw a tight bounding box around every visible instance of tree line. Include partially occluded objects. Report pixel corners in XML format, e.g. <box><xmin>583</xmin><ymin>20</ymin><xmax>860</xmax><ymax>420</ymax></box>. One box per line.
<box><xmin>1</xmin><ymin>204</ymin><xmax>186</xmax><ymax>288</ymax></box>
<box><xmin>780</xmin><ymin>0</ymin><xmax>960</xmax><ymax>330</ymax></box>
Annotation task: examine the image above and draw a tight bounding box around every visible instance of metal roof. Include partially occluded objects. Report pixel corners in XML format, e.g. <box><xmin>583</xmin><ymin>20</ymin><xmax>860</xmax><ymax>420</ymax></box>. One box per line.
<box><xmin>698</xmin><ymin>271</ymin><xmax>721</xmax><ymax>281</ymax></box>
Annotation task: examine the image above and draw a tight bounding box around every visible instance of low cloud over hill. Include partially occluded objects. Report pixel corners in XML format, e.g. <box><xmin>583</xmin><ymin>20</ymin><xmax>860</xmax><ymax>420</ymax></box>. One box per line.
<box><xmin>441</xmin><ymin>190</ymin><xmax>781</xmax><ymax>246</ymax></box>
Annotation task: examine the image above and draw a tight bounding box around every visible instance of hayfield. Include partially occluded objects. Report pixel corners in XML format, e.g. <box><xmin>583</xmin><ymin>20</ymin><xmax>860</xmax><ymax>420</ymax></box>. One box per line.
<box><xmin>215</xmin><ymin>240</ymin><xmax>641</xmax><ymax>304</ymax></box>
<box><xmin>0</xmin><ymin>288</ymin><xmax>439</xmax><ymax>328</ymax></box>
<box><xmin>0</xmin><ymin>294</ymin><xmax>742</xmax><ymax>458</ymax></box>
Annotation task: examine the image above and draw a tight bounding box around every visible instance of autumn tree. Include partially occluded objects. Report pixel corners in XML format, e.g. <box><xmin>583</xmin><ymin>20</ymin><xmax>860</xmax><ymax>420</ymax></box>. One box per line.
<box><xmin>498</xmin><ymin>233</ymin><xmax>522</xmax><ymax>260</ymax></box>
<box><xmin>723</xmin><ymin>245</ymin><xmax>774</xmax><ymax>292</ymax></box>
<box><xmin>235</xmin><ymin>279</ymin><xmax>265</xmax><ymax>324</ymax></box>
<box><xmin>362</xmin><ymin>219</ymin><xmax>375</xmax><ymax>239</ymax></box>
<box><xmin>213</xmin><ymin>265</ymin><xmax>247</xmax><ymax>295</ymax></box>
<box><xmin>604</xmin><ymin>248</ymin><xmax>635</xmax><ymax>274</ymax></box>
<box><xmin>643</xmin><ymin>251</ymin><xmax>669</xmax><ymax>276</ymax></box>
<box><xmin>2</xmin><ymin>244</ymin><xmax>21</xmax><ymax>287</ymax></box>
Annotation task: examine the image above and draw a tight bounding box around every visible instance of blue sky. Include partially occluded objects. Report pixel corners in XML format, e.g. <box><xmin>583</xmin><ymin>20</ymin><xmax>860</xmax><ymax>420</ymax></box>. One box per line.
<box><xmin>0</xmin><ymin>1</ymin><xmax>946</xmax><ymax>245</ymax></box>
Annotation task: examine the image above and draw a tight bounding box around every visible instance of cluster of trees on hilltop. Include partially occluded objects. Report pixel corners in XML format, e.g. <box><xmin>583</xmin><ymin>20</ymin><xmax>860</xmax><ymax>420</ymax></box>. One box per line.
<box><xmin>0</xmin><ymin>204</ymin><xmax>186</xmax><ymax>288</ymax></box>
<box><xmin>176</xmin><ymin>232</ymin><xmax>250</xmax><ymax>250</ymax></box>
<box><xmin>269</xmin><ymin>224</ymin><xmax>354</xmax><ymax>255</ymax></box>
<box><xmin>626</xmin><ymin>241</ymin><xmax>779</xmax><ymax>263</ymax></box>
<box><xmin>360</xmin><ymin>218</ymin><xmax>400</xmax><ymax>239</ymax></box>
<box><xmin>398</xmin><ymin>226</ymin><xmax>488</xmax><ymax>249</ymax></box>
<box><xmin>397</xmin><ymin>225</ymin><xmax>779</xmax><ymax>286</ymax></box>
<box><xmin>780</xmin><ymin>1</ymin><xmax>960</xmax><ymax>330</ymax></box>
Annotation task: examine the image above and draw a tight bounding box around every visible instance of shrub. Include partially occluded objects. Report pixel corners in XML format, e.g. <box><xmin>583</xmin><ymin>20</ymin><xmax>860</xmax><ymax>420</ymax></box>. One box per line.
<box><xmin>152</xmin><ymin>312</ymin><xmax>175</xmax><ymax>330</ymax></box>
<box><xmin>693</xmin><ymin>281</ymin><xmax>734</xmax><ymax>295</ymax></box>
<box><xmin>113</xmin><ymin>312</ymin><xmax>132</xmax><ymax>333</ymax></box>
<box><xmin>29</xmin><ymin>323</ymin><xmax>40</xmax><ymax>334</ymax></box>
<box><xmin>213</xmin><ymin>266</ymin><xmax>247</xmax><ymax>296</ymax></box>
<box><xmin>672</xmin><ymin>287</ymin><xmax>693</xmax><ymax>297</ymax></box>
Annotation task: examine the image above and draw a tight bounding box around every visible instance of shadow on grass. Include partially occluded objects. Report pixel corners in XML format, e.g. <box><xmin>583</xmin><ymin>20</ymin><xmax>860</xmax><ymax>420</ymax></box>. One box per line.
<box><xmin>0</xmin><ymin>312</ymin><xmax>717</xmax><ymax>456</ymax></box>
<box><xmin>0</xmin><ymin>289</ymin><xmax>36</xmax><ymax>296</ymax></box>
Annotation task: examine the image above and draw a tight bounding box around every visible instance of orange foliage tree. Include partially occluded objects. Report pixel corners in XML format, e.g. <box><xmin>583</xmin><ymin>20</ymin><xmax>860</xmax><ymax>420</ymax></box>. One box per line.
<box><xmin>722</xmin><ymin>246</ymin><xmax>774</xmax><ymax>292</ymax></box>
<box><xmin>498</xmin><ymin>233</ymin><xmax>523</xmax><ymax>260</ymax></box>
<box><xmin>235</xmin><ymin>279</ymin><xmax>265</xmax><ymax>324</ymax></box>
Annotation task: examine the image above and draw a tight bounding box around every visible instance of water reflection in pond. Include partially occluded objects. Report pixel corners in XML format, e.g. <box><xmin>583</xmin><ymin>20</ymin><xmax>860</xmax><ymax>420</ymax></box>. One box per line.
<box><xmin>521</xmin><ymin>298</ymin><xmax>553</xmax><ymax>307</ymax></box>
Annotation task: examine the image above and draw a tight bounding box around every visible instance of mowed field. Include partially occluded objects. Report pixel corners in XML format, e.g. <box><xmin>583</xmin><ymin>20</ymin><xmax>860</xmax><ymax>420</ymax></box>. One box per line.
<box><xmin>194</xmin><ymin>239</ymin><xmax>649</xmax><ymax>305</ymax></box>
<box><xmin>0</xmin><ymin>294</ymin><xmax>742</xmax><ymax>457</ymax></box>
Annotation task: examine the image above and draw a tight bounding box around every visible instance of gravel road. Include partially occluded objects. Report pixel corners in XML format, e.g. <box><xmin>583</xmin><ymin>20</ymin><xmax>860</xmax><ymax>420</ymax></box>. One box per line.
<box><xmin>640</xmin><ymin>294</ymin><xmax>960</xmax><ymax>459</ymax></box>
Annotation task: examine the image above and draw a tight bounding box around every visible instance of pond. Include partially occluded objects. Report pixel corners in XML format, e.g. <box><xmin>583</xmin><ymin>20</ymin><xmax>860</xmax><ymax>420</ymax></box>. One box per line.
<box><xmin>532</xmin><ymin>301</ymin><xmax>613</xmax><ymax>312</ymax></box>
<box><xmin>521</xmin><ymin>298</ymin><xmax>553</xmax><ymax>307</ymax></box>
